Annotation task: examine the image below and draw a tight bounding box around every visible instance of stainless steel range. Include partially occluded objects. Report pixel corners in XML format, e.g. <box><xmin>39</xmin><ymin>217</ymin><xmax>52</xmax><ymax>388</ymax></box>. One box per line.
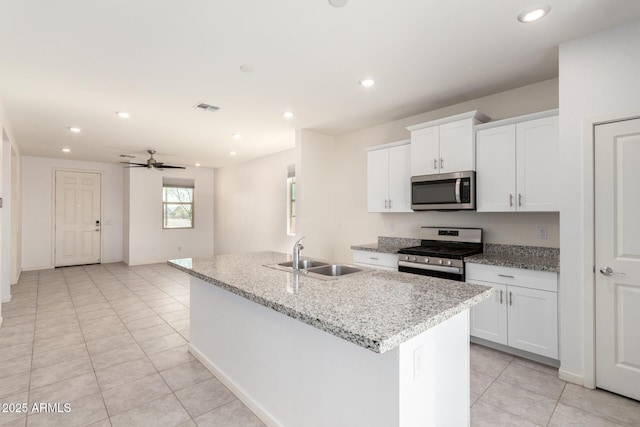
<box><xmin>398</xmin><ymin>227</ymin><xmax>482</xmax><ymax>281</ymax></box>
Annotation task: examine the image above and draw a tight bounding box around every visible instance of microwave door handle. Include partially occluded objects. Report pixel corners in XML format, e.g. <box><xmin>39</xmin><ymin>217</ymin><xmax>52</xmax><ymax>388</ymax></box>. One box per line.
<box><xmin>455</xmin><ymin>178</ymin><xmax>461</xmax><ymax>203</ymax></box>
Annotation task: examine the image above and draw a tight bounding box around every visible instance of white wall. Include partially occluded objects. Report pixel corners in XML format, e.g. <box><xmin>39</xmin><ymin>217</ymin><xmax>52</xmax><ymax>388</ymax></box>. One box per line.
<box><xmin>214</xmin><ymin>149</ymin><xmax>296</xmax><ymax>255</ymax></box>
<box><xmin>325</xmin><ymin>79</ymin><xmax>560</xmax><ymax>264</ymax></box>
<box><xmin>558</xmin><ymin>19</ymin><xmax>640</xmax><ymax>384</ymax></box>
<box><xmin>1</xmin><ymin>132</ymin><xmax>11</xmax><ymax>303</ymax></box>
<box><xmin>296</xmin><ymin>130</ymin><xmax>338</xmax><ymax>260</ymax></box>
<box><xmin>11</xmin><ymin>146</ymin><xmax>21</xmax><ymax>285</ymax></box>
<box><xmin>125</xmin><ymin>166</ymin><xmax>214</xmax><ymax>265</ymax></box>
<box><xmin>0</xmin><ymin>98</ymin><xmax>20</xmax><ymax>313</ymax></box>
<box><xmin>21</xmin><ymin>156</ymin><xmax>124</xmax><ymax>270</ymax></box>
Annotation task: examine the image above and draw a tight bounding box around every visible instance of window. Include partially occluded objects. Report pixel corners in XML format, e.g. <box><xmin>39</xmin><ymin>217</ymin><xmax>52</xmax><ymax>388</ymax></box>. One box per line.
<box><xmin>287</xmin><ymin>165</ymin><xmax>296</xmax><ymax>236</ymax></box>
<box><xmin>162</xmin><ymin>178</ymin><xmax>194</xmax><ymax>229</ymax></box>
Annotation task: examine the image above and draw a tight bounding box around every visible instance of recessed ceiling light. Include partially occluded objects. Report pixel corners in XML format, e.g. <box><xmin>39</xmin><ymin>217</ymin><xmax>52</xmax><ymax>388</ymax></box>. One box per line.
<box><xmin>68</xmin><ymin>127</ymin><xmax>81</xmax><ymax>133</ymax></box>
<box><xmin>195</xmin><ymin>163</ymin><xmax>201</xmax><ymax>167</ymax></box>
<box><xmin>232</xmin><ymin>133</ymin><xmax>241</xmax><ymax>140</ymax></box>
<box><xmin>283</xmin><ymin>111</ymin><xmax>294</xmax><ymax>119</ymax></box>
<box><xmin>329</xmin><ymin>0</ymin><xmax>348</xmax><ymax>7</ymax></box>
<box><xmin>116</xmin><ymin>111</ymin><xmax>130</xmax><ymax>119</ymax></box>
<box><xmin>360</xmin><ymin>79</ymin><xmax>375</xmax><ymax>87</ymax></box>
<box><xmin>62</xmin><ymin>148</ymin><xmax>71</xmax><ymax>153</ymax></box>
<box><xmin>229</xmin><ymin>151</ymin><xmax>237</xmax><ymax>156</ymax></box>
<box><xmin>517</xmin><ymin>4</ymin><xmax>550</xmax><ymax>23</ymax></box>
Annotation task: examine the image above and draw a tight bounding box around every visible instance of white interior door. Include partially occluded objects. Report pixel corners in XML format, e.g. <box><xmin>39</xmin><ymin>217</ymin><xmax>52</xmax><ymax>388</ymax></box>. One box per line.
<box><xmin>595</xmin><ymin>118</ymin><xmax>640</xmax><ymax>401</ymax></box>
<box><xmin>55</xmin><ymin>170</ymin><xmax>101</xmax><ymax>267</ymax></box>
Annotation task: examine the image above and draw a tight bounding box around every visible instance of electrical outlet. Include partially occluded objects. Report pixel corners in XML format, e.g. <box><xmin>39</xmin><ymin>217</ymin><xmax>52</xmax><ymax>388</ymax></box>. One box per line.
<box><xmin>413</xmin><ymin>346</ymin><xmax>424</xmax><ymax>379</ymax></box>
<box><xmin>536</xmin><ymin>226</ymin><xmax>548</xmax><ymax>240</ymax></box>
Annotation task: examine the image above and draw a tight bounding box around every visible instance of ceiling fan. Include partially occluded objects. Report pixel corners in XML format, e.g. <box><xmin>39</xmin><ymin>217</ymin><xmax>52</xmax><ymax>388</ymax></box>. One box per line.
<box><xmin>120</xmin><ymin>150</ymin><xmax>186</xmax><ymax>170</ymax></box>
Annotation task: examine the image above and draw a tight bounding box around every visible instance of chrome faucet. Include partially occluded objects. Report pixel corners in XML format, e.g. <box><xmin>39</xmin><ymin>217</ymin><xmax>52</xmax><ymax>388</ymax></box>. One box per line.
<box><xmin>292</xmin><ymin>236</ymin><xmax>305</xmax><ymax>271</ymax></box>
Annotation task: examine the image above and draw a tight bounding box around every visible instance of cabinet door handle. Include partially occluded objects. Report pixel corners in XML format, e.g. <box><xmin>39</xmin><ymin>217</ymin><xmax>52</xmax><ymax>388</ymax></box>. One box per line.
<box><xmin>384</xmin><ymin>200</ymin><xmax>388</xmax><ymax>209</ymax></box>
<box><xmin>433</xmin><ymin>158</ymin><xmax>438</xmax><ymax>170</ymax></box>
<box><xmin>498</xmin><ymin>274</ymin><xmax>514</xmax><ymax>278</ymax></box>
<box><xmin>440</xmin><ymin>158</ymin><xmax>444</xmax><ymax>169</ymax></box>
<box><xmin>369</xmin><ymin>257</ymin><xmax>379</xmax><ymax>260</ymax></box>
<box><xmin>499</xmin><ymin>290</ymin><xmax>503</xmax><ymax>304</ymax></box>
<box><xmin>509</xmin><ymin>291</ymin><xmax>513</xmax><ymax>306</ymax></box>
<box><xmin>518</xmin><ymin>193</ymin><xmax>522</xmax><ymax>207</ymax></box>
<box><xmin>389</xmin><ymin>199</ymin><xmax>393</xmax><ymax>209</ymax></box>
<box><xmin>509</xmin><ymin>194</ymin><xmax>513</xmax><ymax>207</ymax></box>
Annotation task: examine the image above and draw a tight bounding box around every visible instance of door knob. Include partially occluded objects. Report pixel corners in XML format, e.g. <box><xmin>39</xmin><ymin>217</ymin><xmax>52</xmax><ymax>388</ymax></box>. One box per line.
<box><xmin>599</xmin><ymin>266</ymin><xmax>625</xmax><ymax>276</ymax></box>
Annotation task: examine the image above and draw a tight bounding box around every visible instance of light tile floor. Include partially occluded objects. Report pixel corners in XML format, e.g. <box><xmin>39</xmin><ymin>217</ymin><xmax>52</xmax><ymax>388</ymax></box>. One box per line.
<box><xmin>0</xmin><ymin>262</ymin><xmax>638</xmax><ymax>426</ymax></box>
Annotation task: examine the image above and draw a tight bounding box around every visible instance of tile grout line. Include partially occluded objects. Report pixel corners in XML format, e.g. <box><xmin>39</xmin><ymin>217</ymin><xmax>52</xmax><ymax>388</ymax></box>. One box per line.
<box><xmin>23</xmin><ymin>269</ymin><xmax>40</xmax><ymax>427</ymax></box>
<box><xmin>82</xmin><ymin>264</ymin><xmax>197</xmax><ymax>426</ymax></box>
<box><xmin>120</xmin><ymin>265</ymin><xmax>198</xmax><ymax>425</ymax></box>
<box><xmin>544</xmin><ymin>381</ymin><xmax>567</xmax><ymax>427</ymax></box>
<box><xmin>61</xmin><ymin>266</ymin><xmax>113</xmax><ymax>426</ymax></box>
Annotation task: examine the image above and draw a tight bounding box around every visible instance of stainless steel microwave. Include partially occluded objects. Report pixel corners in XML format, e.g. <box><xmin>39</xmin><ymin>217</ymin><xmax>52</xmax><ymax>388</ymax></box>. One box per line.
<box><xmin>411</xmin><ymin>171</ymin><xmax>476</xmax><ymax>211</ymax></box>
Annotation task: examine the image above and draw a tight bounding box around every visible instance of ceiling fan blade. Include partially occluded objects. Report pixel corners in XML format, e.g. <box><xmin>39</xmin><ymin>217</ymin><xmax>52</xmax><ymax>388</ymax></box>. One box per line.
<box><xmin>158</xmin><ymin>165</ymin><xmax>186</xmax><ymax>169</ymax></box>
<box><xmin>120</xmin><ymin>161</ymin><xmax>148</xmax><ymax>166</ymax></box>
<box><xmin>123</xmin><ymin>165</ymin><xmax>147</xmax><ymax>168</ymax></box>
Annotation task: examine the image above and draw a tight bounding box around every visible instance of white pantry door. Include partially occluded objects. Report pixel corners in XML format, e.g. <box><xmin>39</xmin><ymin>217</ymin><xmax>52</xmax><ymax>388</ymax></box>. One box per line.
<box><xmin>54</xmin><ymin>170</ymin><xmax>101</xmax><ymax>267</ymax></box>
<box><xmin>595</xmin><ymin>118</ymin><xmax>640</xmax><ymax>401</ymax></box>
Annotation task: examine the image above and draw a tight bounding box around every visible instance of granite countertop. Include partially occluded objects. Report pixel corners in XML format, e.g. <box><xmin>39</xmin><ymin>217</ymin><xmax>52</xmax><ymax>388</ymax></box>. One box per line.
<box><xmin>351</xmin><ymin>236</ymin><xmax>421</xmax><ymax>254</ymax></box>
<box><xmin>464</xmin><ymin>244</ymin><xmax>560</xmax><ymax>273</ymax></box>
<box><xmin>168</xmin><ymin>251</ymin><xmax>492</xmax><ymax>354</ymax></box>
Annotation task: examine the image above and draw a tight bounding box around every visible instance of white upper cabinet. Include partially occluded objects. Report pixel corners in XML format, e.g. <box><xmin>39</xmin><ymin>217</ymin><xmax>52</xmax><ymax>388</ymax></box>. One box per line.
<box><xmin>476</xmin><ymin>110</ymin><xmax>559</xmax><ymax>212</ymax></box>
<box><xmin>407</xmin><ymin>111</ymin><xmax>489</xmax><ymax>176</ymax></box>
<box><xmin>516</xmin><ymin>116</ymin><xmax>560</xmax><ymax>211</ymax></box>
<box><xmin>367</xmin><ymin>140</ymin><xmax>412</xmax><ymax>213</ymax></box>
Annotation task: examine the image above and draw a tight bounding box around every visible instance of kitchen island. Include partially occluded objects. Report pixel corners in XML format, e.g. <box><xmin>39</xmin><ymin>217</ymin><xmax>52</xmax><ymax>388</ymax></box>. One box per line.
<box><xmin>168</xmin><ymin>251</ymin><xmax>492</xmax><ymax>427</ymax></box>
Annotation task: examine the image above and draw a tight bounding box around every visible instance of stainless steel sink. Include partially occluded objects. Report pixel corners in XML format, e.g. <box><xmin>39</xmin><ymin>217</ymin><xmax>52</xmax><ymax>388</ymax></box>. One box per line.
<box><xmin>306</xmin><ymin>264</ymin><xmax>363</xmax><ymax>277</ymax></box>
<box><xmin>278</xmin><ymin>259</ymin><xmax>329</xmax><ymax>270</ymax></box>
<box><xmin>264</xmin><ymin>259</ymin><xmax>368</xmax><ymax>280</ymax></box>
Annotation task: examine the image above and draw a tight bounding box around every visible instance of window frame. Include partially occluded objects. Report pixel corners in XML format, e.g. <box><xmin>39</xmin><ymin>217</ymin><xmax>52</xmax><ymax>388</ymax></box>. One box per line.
<box><xmin>162</xmin><ymin>185</ymin><xmax>195</xmax><ymax>230</ymax></box>
<box><xmin>286</xmin><ymin>176</ymin><xmax>296</xmax><ymax>236</ymax></box>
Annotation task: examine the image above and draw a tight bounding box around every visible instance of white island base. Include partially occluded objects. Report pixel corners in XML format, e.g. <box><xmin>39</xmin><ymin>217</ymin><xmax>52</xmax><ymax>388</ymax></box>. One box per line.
<box><xmin>189</xmin><ymin>276</ymin><xmax>471</xmax><ymax>427</ymax></box>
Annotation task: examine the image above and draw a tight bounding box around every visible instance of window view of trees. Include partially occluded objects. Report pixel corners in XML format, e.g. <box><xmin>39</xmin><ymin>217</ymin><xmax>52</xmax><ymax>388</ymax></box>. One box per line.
<box><xmin>163</xmin><ymin>186</ymin><xmax>194</xmax><ymax>228</ymax></box>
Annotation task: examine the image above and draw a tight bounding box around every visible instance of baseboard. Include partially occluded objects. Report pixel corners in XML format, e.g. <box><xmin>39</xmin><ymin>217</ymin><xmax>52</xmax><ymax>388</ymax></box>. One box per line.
<box><xmin>1</xmin><ymin>295</ymin><xmax>11</xmax><ymax>303</ymax></box>
<box><xmin>558</xmin><ymin>369</ymin><xmax>585</xmax><ymax>386</ymax></box>
<box><xmin>11</xmin><ymin>269</ymin><xmax>21</xmax><ymax>285</ymax></box>
<box><xmin>470</xmin><ymin>336</ymin><xmax>560</xmax><ymax>368</ymax></box>
<box><xmin>188</xmin><ymin>343</ymin><xmax>280</xmax><ymax>427</ymax></box>
<box><xmin>21</xmin><ymin>265</ymin><xmax>54</xmax><ymax>272</ymax></box>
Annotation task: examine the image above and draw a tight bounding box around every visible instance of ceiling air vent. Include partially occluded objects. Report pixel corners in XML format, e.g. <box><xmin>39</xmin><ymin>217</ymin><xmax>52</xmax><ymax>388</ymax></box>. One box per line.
<box><xmin>194</xmin><ymin>102</ymin><xmax>220</xmax><ymax>112</ymax></box>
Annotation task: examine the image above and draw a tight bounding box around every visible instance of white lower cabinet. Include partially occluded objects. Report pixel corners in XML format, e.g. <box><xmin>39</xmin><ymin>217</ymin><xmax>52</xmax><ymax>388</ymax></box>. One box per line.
<box><xmin>352</xmin><ymin>250</ymin><xmax>398</xmax><ymax>271</ymax></box>
<box><xmin>468</xmin><ymin>263</ymin><xmax>558</xmax><ymax>359</ymax></box>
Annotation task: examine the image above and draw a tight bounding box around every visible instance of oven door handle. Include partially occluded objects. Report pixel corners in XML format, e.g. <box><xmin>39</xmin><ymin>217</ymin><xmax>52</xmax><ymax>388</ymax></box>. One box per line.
<box><xmin>455</xmin><ymin>178</ymin><xmax>461</xmax><ymax>203</ymax></box>
<box><xmin>398</xmin><ymin>261</ymin><xmax>462</xmax><ymax>274</ymax></box>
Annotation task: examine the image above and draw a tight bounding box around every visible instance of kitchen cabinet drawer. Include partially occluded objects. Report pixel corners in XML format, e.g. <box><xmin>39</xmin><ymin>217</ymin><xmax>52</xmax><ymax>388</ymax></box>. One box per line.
<box><xmin>352</xmin><ymin>250</ymin><xmax>398</xmax><ymax>270</ymax></box>
<box><xmin>466</xmin><ymin>263</ymin><xmax>557</xmax><ymax>292</ymax></box>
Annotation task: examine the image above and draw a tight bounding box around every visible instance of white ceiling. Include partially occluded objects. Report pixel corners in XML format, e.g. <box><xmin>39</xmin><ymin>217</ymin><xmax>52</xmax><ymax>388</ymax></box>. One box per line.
<box><xmin>1</xmin><ymin>0</ymin><xmax>639</xmax><ymax>168</ymax></box>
